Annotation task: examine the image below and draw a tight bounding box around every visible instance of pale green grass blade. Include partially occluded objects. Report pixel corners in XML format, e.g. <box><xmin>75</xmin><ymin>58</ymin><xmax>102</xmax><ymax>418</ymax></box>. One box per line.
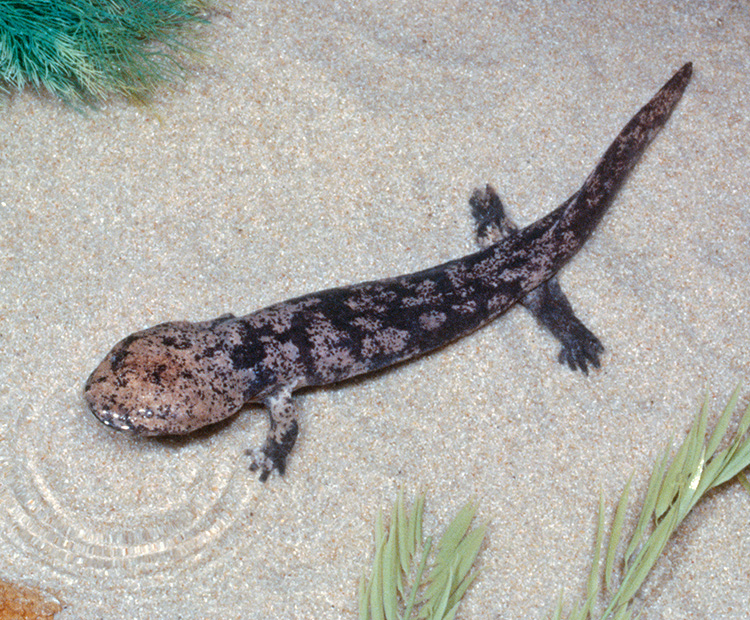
<box><xmin>708</xmin><ymin>402</ymin><xmax>750</xmax><ymax>487</ymax></box>
<box><xmin>431</xmin><ymin>502</ymin><xmax>477</xmax><ymax>574</ymax></box>
<box><xmin>705</xmin><ymin>386</ymin><xmax>740</xmax><ymax>459</ymax></box>
<box><xmin>606</xmin><ymin>474</ymin><xmax>633</xmax><ymax>590</ymax></box>
<box><xmin>681</xmin><ymin>406</ymin><xmax>709</xmax><ymax>490</ymax></box>
<box><xmin>608</xmin><ymin>533</ymin><xmax>655</xmax><ymax>612</ymax></box>
<box><xmin>579</xmin><ymin>590</ymin><xmax>598</xmax><ymax>620</ymax></box>
<box><xmin>390</xmin><ymin>495</ymin><xmax>407</xmax><ymax>600</ymax></box>
<box><xmin>420</xmin><ymin>505</ymin><xmax>484</xmax><ymax>618</ymax></box>
<box><xmin>359</xmin><ymin>572</ymin><xmax>371</xmax><ymax>620</ymax></box>
<box><xmin>420</xmin><ymin>531</ymin><xmax>485</xmax><ymax>617</ymax></box>
<box><xmin>734</xmin><ymin>399</ymin><xmax>750</xmax><ymax>438</ymax></box>
<box><xmin>373</xmin><ymin>510</ymin><xmax>385</xmax><ymax>556</ymax></box>
<box><xmin>693</xmin><ymin>394</ymin><xmax>709</xmax><ymax>457</ymax></box>
<box><xmin>417</xmin><ymin>565</ymin><xmax>452</xmax><ymax>620</ymax></box>
<box><xmin>624</xmin><ymin>447</ymin><xmax>669</xmax><ymax>567</ymax></box>
<box><xmin>696</xmin><ymin>404</ymin><xmax>750</xmax><ymax>493</ymax></box>
<box><xmin>567</xmin><ymin>600</ymin><xmax>583</xmax><ymax>620</ymax></box>
<box><xmin>435</xmin><ymin>523</ymin><xmax>487</xmax><ymax>616</ymax></box>
<box><xmin>607</xmin><ymin>480</ymin><xmax>687</xmax><ymax>615</ymax></box>
<box><xmin>420</xmin><ymin>507</ymin><xmax>476</xmax><ymax>604</ymax></box>
<box><xmin>604</xmin><ymin>396</ymin><xmax>722</xmax><ymax>615</ymax></box>
<box><xmin>397</xmin><ymin>492</ymin><xmax>411</xmax><ymax>586</ymax></box>
<box><xmin>404</xmin><ymin>493</ymin><xmax>424</xmax><ymax>589</ymax></box>
<box><xmin>733</xmin><ymin>433</ymin><xmax>750</xmax><ymax>463</ymax></box>
<box><xmin>653</xmin><ymin>446</ymin><xmax>683</xmax><ymax>519</ymax></box>
<box><xmin>420</xmin><ymin>569</ymin><xmax>448</xmax><ymax>609</ymax></box>
<box><xmin>675</xmin><ymin>446</ymin><xmax>705</xmax><ymax>518</ymax></box>
<box><xmin>710</xmin><ymin>435</ymin><xmax>750</xmax><ymax>487</ymax></box>
<box><xmin>370</xmin><ymin>551</ymin><xmax>385</xmax><ymax>620</ymax></box>
<box><xmin>443</xmin><ymin>569</ymin><xmax>480</xmax><ymax>620</ymax></box>
<box><xmin>369</xmin><ymin>511</ymin><xmax>387</xmax><ymax>620</ymax></box>
<box><xmin>737</xmin><ymin>472</ymin><xmax>750</xmax><ymax>495</ymax></box>
<box><xmin>692</xmin><ymin>447</ymin><xmax>730</xmax><ymax>499</ymax></box>
<box><xmin>582</xmin><ymin>492</ymin><xmax>606</xmax><ymax>616</ymax></box>
<box><xmin>403</xmin><ymin>538</ymin><xmax>432</xmax><ymax>620</ymax></box>
<box><xmin>413</xmin><ymin>495</ymin><xmax>425</xmax><ymax>552</ymax></box>
<box><xmin>444</xmin><ymin>600</ymin><xmax>461</xmax><ymax>620</ymax></box>
<box><xmin>612</xmin><ymin>605</ymin><xmax>633</xmax><ymax>620</ymax></box>
<box><xmin>616</xmin><ymin>504</ymin><xmax>681</xmax><ymax>604</ymax></box>
<box><xmin>430</xmin><ymin>562</ymin><xmax>454</xmax><ymax>620</ymax></box>
<box><xmin>382</xmin><ymin>503</ymin><xmax>401</xmax><ymax>620</ymax></box>
<box><xmin>420</xmin><ymin>559</ymin><xmax>454</xmax><ymax>607</ymax></box>
<box><xmin>449</xmin><ymin>523</ymin><xmax>487</xmax><ymax>585</ymax></box>
<box><xmin>655</xmin><ymin>410</ymin><xmax>703</xmax><ymax>518</ymax></box>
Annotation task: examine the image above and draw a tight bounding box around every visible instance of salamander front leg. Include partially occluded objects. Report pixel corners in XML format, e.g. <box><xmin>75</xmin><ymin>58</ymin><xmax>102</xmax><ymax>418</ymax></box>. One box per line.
<box><xmin>469</xmin><ymin>184</ymin><xmax>604</xmax><ymax>373</ymax></box>
<box><xmin>247</xmin><ymin>385</ymin><xmax>299</xmax><ymax>482</ymax></box>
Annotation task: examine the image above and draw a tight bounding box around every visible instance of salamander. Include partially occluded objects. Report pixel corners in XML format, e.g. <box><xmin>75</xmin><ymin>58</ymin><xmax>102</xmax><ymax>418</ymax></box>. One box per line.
<box><xmin>84</xmin><ymin>63</ymin><xmax>692</xmax><ymax>481</ymax></box>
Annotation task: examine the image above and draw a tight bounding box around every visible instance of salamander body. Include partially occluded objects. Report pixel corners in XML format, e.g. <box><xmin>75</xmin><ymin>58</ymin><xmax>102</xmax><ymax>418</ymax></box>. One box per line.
<box><xmin>84</xmin><ymin>64</ymin><xmax>692</xmax><ymax>480</ymax></box>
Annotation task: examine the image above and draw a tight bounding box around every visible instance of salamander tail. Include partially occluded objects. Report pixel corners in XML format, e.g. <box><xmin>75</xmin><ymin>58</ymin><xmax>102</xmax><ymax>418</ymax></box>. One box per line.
<box><xmin>560</xmin><ymin>62</ymin><xmax>693</xmax><ymax>241</ymax></box>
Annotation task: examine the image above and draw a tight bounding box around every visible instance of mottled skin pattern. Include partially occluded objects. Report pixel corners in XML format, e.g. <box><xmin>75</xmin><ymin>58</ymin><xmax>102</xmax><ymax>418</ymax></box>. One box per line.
<box><xmin>84</xmin><ymin>63</ymin><xmax>692</xmax><ymax>481</ymax></box>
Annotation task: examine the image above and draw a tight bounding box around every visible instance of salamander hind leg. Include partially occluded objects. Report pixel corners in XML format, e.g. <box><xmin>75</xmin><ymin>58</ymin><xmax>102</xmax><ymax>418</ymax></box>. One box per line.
<box><xmin>521</xmin><ymin>278</ymin><xmax>604</xmax><ymax>374</ymax></box>
<box><xmin>469</xmin><ymin>184</ymin><xmax>604</xmax><ymax>373</ymax></box>
<box><xmin>247</xmin><ymin>385</ymin><xmax>299</xmax><ymax>482</ymax></box>
<box><xmin>469</xmin><ymin>184</ymin><xmax>518</xmax><ymax>249</ymax></box>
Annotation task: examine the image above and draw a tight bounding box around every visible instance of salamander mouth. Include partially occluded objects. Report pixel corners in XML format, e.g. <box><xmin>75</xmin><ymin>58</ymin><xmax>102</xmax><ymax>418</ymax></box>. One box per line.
<box><xmin>86</xmin><ymin>401</ymin><xmax>139</xmax><ymax>434</ymax></box>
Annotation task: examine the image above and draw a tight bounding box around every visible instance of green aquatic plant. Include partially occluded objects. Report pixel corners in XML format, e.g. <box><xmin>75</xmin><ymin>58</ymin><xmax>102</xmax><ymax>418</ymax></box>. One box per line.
<box><xmin>554</xmin><ymin>385</ymin><xmax>750</xmax><ymax>620</ymax></box>
<box><xmin>359</xmin><ymin>494</ymin><xmax>487</xmax><ymax>620</ymax></box>
<box><xmin>0</xmin><ymin>0</ymin><xmax>209</xmax><ymax>105</ymax></box>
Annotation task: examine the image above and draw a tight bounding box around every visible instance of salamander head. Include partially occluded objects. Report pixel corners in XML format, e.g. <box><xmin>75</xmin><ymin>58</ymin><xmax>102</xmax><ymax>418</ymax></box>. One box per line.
<box><xmin>84</xmin><ymin>321</ymin><xmax>245</xmax><ymax>436</ymax></box>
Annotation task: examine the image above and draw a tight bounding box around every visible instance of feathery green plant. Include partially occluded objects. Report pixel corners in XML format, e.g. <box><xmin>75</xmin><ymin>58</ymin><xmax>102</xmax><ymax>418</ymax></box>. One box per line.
<box><xmin>0</xmin><ymin>0</ymin><xmax>210</xmax><ymax>105</ymax></box>
<box><xmin>359</xmin><ymin>493</ymin><xmax>487</xmax><ymax>620</ymax></box>
<box><xmin>554</xmin><ymin>385</ymin><xmax>750</xmax><ymax>620</ymax></box>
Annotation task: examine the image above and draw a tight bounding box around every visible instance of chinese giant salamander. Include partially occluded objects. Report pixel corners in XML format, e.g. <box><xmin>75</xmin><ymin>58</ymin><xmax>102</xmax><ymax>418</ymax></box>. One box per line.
<box><xmin>84</xmin><ymin>63</ymin><xmax>692</xmax><ymax>481</ymax></box>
